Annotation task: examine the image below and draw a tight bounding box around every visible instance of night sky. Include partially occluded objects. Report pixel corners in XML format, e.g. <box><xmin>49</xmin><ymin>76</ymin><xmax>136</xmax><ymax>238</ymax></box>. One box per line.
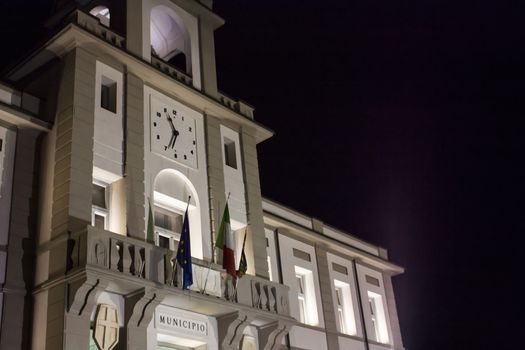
<box><xmin>2</xmin><ymin>0</ymin><xmax>524</xmax><ymax>349</ymax></box>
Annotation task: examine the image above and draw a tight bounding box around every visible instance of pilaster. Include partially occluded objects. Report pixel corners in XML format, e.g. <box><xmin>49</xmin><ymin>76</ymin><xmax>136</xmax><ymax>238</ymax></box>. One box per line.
<box><xmin>0</xmin><ymin>129</ymin><xmax>40</xmax><ymax>350</ymax></box>
<box><xmin>125</xmin><ymin>73</ymin><xmax>146</xmax><ymax>240</ymax></box>
<box><xmin>240</xmin><ymin>128</ymin><xmax>268</xmax><ymax>279</ymax></box>
<box><xmin>45</xmin><ymin>46</ymin><xmax>97</xmax><ymax>350</ymax></box>
<box><xmin>204</xmin><ymin>115</ymin><xmax>226</xmax><ymax>262</ymax></box>
<box><xmin>315</xmin><ymin>244</ymin><xmax>339</xmax><ymax>350</ymax></box>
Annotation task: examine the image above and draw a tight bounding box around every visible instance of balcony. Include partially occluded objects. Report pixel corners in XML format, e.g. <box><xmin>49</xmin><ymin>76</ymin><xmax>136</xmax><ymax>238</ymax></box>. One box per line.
<box><xmin>67</xmin><ymin>225</ymin><xmax>290</xmax><ymax>317</ymax></box>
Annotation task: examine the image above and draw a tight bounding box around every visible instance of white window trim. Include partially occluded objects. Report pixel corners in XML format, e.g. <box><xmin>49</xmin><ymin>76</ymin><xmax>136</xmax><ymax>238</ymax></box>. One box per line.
<box><xmin>296</xmin><ymin>273</ymin><xmax>307</xmax><ymax>323</ymax></box>
<box><xmin>92</xmin><ymin>179</ymin><xmax>110</xmax><ymax>230</ymax></box>
<box><xmin>278</xmin><ymin>233</ymin><xmax>323</xmax><ymax>327</ymax></box>
<box><xmin>92</xmin><ymin>207</ymin><xmax>109</xmax><ymax>230</ymax></box>
<box><xmin>335</xmin><ymin>285</ymin><xmax>347</xmax><ymax>334</ymax></box>
<box><xmin>153</xmin><ymin>193</ymin><xmax>190</xmax><ymax>251</ymax></box>
<box><xmin>367</xmin><ymin>291</ymin><xmax>389</xmax><ymax>344</ymax></box>
<box><xmin>356</xmin><ymin>264</ymin><xmax>392</xmax><ymax>345</ymax></box>
<box><xmin>154</xmin><ymin>227</ymin><xmax>180</xmax><ymax>251</ymax></box>
<box><xmin>294</xmin><ymin>265</ymin><xmax>317</xmax><ymax>326</ymax></box>
<box><xmin>327</xmin><ymin>253</ymin><xmax>360</xmax><ymax>336</ymax></box>
<box><xmin>265</xmin><ymin>228</ymin><xmax>280</xmax><ymax>283</ymax></box>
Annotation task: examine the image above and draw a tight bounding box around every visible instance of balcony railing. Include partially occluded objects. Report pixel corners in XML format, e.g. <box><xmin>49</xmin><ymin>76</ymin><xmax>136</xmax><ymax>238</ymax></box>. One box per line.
<box><xmin>151</xmin><ymin>56</ymin><xmax>193</xmax><ymax>87</ymax></box>
<box><xmin>69</xmin><ymin>10</ymin><xmax>126</xmax><ymax>49</ymax></box>
<box><xmin>68</xmin><ymin>226</ymin><xmax>289</xmax><ymax>316</ymax></box>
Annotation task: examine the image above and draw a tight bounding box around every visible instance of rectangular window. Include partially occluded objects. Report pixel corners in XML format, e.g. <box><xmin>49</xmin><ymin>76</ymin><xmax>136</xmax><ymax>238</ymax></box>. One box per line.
<box><xmin>335</xmin><ymin>286</ymin><xmax>346</xmax><ymax>334</ymax></box>
<box><xmin>157</xmin><ymin>233</ymin><xmax>171</xmax><ymax>249</ymax></box>
<box><xmin>100</xmin><ymin>76</ymin><xmax>117</xmax><ymax>113</ymax></box>
<box><xmin>293</xmin><ymin>264</ymin><xmax>318</xmax><ymax>326</ymax></box>
<box><xmin>92</xmin><ymin>182</ymin><xmax>109</xmax><ymax>230</ymax></box>
<box><xmin>0</xmin><ymin>138</ymin><xmax>3</xmax><ymax>152</ymax></box>
<box><xmin>296</xmin><ymin>273</ymin><xmax>307</xmax><ymax>323</ymax></box>
<box><xmin>93</xmin><ymin>212</ymin><xmax>106</xmax><ymax>229</ymax></box>
<box><xmin>333</xmin><ymin>280</ymin><xmax>357</xmax><ymax>335</ymax></box>
<box><xmin>223</xmin><ymin>137</ymin><xmax>237</xmax><ymax>169</ymax></box>
<box><xmin>368</xmin><ymin>297</ymin><xmax>379</xmax><ymax>340</ymax></box>
<box><xmin>92</xmin><ymin>183</ymin><xmax>107</xmax><ymax>208</ymax></box>
<box><xmin>367</xmin><ymin>291</ymin><xmax>389</xmax><ymax>344</ymax></box>
<box><xmin>154</xmin><ymin>205</ymin><xmax>183</xmax><ymax>250</ymax></box>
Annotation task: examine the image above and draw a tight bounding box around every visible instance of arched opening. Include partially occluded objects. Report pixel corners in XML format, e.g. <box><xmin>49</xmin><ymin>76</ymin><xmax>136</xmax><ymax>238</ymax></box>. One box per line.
<box><xmin>153</xmin><ymin>169</ymin><xmax>202</xmax><ymax>258</ymax></box>
<box><xmin>89</xmin><ymin>5</ymin><xmax>111</xmax><ymax>27</ymax></box>
<box><xmin>150</xmin><ymin>5</ymin><xmax>192</xmax><ymax>74</ymax></box>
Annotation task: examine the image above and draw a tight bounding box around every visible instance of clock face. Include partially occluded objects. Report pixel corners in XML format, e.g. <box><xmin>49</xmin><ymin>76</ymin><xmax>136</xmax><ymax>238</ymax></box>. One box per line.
<box><xmin>150</xmin><ymin>97</ymin><xmax>198</xmax><ymax>168</ymax></box>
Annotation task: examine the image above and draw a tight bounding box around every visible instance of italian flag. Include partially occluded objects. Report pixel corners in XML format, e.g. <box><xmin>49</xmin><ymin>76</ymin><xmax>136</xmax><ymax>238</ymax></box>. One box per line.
<box><xmin>215</xmin><ymin>202</ymin><xmax>236</xmax><ymax>279</ymax></box>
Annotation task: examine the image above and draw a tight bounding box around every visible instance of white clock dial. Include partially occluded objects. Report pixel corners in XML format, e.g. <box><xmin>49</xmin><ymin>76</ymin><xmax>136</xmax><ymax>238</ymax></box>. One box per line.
<box><xmin>150</xmin><ymin>97</ymin><xmax>198</xmax><ymax>168</ymax></box>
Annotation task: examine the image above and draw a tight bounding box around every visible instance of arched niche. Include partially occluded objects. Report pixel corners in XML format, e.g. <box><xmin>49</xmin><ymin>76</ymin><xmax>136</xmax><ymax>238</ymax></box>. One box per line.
<box><xmin>90</xmin><ymin>5</ymin><xmax>111</xmax><ymax>27</ymax></box>
<box><xmin>153</xmin><ymin>169</ymin><xmax>203</xmax><ymax>259</ymax></box>
<box><xmin>150</xmin><ymin>5</ymin><xmax>192</xmax><ymax>74</ymax></box>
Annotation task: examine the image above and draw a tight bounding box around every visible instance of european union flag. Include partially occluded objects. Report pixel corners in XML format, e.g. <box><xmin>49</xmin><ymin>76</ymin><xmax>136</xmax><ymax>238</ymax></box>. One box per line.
<box><xmin>176</xmin><ymin>208</ymin><xmax>193</xmax><ymax>290</ymax></box>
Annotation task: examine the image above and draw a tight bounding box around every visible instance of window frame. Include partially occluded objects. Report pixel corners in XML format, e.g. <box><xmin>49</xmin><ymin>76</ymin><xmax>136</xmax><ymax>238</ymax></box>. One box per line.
<box><xmin>91</xmin><ymin>180</ymin><xmax>110</xmax><ymax>230</ymax></box>
<box><xmin>153</xmin><ymin>203</ymin><xmax>184</xmax><ymax>251</ymax></box>
<box><xmin>326</xmin><ymin>253</ymin><xmax>360</xmax><ymax>336</ymax></box>
<box><xmin>356</xmin><ymin>263</ymin><xmax>392</xmax><ymax>345</ymax></box>
<box><xmin>335</xmin><ymin>285</ymin><xmax>347</xmax><ymax>334</ymax></box>
<box><xmin>296</xmin><ymin>273</ymin><xmax>307</xmax><ymax>323</ymax></box>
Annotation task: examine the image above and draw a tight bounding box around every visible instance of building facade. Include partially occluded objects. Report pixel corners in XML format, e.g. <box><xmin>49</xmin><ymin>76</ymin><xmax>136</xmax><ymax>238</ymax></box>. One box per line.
<box><xmin>0</xmin><ymin>1</ymin><xmax>404</xmax><ymax>349</ymax></box>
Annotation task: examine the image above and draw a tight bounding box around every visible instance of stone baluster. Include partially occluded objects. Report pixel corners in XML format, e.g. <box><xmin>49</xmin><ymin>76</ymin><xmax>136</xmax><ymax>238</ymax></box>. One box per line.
<box><xmin>268</xmin><ymin>286</ymin><xmax>277</xmax><ymax>312</ymax></box>
<box><xmin>110</xmin><ymin>238</ymin><xmax>120</xmax><ymax>271</ymax></box>
<box><xmin>122</xmin><ymin>242</ymin><xmax>133</xmax><ymax>275</ymax></box>
<box><xmin>136</xmin><ymin>247</ymin><xmax>146</xmax><ymax>278</ymax></box>
<box><xmin>260</xmin><ymin>284</ymin><xmax>269</xmax><ymax>311</ymax></box>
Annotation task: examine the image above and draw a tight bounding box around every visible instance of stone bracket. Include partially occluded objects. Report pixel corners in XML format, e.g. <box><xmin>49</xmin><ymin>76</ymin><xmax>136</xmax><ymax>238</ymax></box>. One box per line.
<box><xmin>259</xmin><ymin>321</ymin><xmax>293</xmax><ymax>350</ymax></box>
<box><xmin>218</xmin><ymin>311</ymin><xmax>254</xmax><ymax>350</ymax></box>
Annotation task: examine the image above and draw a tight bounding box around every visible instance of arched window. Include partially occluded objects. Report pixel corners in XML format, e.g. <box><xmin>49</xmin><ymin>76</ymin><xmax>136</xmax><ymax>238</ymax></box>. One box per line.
<box><xmin>150</xmin><ymin>5</ymin><xmax>191</xmax><ymax>74</ymax></box>
<box><xmin>90</xmin><ymin>5</ymin><xmax>111</xmax><ymax>27</ymax></box>
<box><xmin>153</xmin><ymin>169</ymin><xmax>202</xmax><ymax>258</ymax></box>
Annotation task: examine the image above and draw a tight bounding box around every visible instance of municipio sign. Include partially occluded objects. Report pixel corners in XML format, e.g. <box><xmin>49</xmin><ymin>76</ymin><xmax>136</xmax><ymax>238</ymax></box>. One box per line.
<box><xmin>155</xmin><ymin>311</ymin><xmax>208</xmax><ymax>337</ymax></box>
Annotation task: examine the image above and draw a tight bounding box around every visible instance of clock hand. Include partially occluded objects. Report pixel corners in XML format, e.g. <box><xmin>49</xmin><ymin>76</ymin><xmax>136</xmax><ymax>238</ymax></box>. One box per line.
<box><xmin>172</xmin><ymin>129</ymin><xmax>179</xmax><ymax>147</ymax></box>
<box><xmin>166</xmin><ymin>113</ymin><xmax>176</xmax><ymax>133</ymax></box>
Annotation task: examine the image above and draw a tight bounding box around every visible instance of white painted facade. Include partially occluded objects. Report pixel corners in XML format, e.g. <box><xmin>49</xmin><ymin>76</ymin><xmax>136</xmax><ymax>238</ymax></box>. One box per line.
<box><xmin>0</xmin><ymin>1</ymin><xmax>405</xmax><ymax>350</ymax></box>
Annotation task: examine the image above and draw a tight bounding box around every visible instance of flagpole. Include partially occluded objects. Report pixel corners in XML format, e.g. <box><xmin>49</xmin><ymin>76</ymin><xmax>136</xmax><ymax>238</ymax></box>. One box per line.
<box><xmin>185</xmin><ymin>195</ymin><xmax>192</xmax><ymax>212</ymax></box>
<box><xmin>175</xmin><ymin>196</ymin><xmax>192</xmax><ymax>289</ymax></box>
<box><xmin>204</xmin><ymin>193</ymin><xmax>231</xmax><ymax>294</ymax></box>
<box><xmin>232</xmin><ymin>227</ymin><xmax>248</xmax><ymax>300</ymax></box>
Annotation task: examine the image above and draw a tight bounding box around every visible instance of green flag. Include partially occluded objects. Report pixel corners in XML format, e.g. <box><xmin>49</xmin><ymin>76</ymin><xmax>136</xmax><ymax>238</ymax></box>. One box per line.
<box><xmin>236</xmin><ymin>228</ymin><xmax>248</xmax><ymax>278</ymax></box>
<box><xmin>147</xmin><ymin>198</ymin><xmax>155</xmax><ymax>243</ymax></box>
<box><xmin>215</xmin><ymin>202</ymin><xmax>230</xmax><ymax>249</ymax></box>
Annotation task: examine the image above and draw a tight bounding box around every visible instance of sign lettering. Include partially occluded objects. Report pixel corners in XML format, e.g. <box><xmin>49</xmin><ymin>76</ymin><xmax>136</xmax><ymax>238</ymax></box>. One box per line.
<box><xmin>156</xmin><ymin>312</ymin><xmax>208</xmax><ymax>336</ymax></box>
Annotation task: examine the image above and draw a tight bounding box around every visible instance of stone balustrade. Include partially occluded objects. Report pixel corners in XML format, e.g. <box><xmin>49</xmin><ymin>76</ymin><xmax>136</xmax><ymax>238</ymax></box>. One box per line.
<box><xmin>151</xmin><ymin>56</ymin><xmax>194</xmax><ymax>86</ymax></box>
<box><xmin>69</xmin><ymin>226</ymin><xmax>290</xmax><ymax>316</ymax></box>
<box><xmin>70</xmin><ymin>10</ymin><xmax>126</xmax><ymax>48</ymax></box>
<box><xmin>236</xmin><ymin>274</ymin><xmax>290</xmax><ymax>315</ymax></box>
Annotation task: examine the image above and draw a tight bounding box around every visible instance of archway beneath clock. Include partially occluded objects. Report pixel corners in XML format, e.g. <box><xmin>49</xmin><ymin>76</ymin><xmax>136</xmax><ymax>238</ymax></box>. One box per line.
<box><xmin>153</xmin><ymin>169</ymin><xmax>203</xmax><ymax>259</ymax></box>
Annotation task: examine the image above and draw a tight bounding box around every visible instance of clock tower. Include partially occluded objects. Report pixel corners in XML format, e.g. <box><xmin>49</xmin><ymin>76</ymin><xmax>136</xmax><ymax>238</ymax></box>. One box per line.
<box><xmin>3</xmin><ymin>1</ymin><xmax>279</xmax><ymax>348</ymax></box>
<box><xmin>0</xmin><ymin>1</ymin><xmax>406</xmax><ymax>350</ymax></box>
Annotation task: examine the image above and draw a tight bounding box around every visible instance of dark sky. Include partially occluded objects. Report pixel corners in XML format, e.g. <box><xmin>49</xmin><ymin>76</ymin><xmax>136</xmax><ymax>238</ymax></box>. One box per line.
<box><xmin>2</xmin><ymin>0</ymin><xmax>525</xmax><ymax>349</ymax></box>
